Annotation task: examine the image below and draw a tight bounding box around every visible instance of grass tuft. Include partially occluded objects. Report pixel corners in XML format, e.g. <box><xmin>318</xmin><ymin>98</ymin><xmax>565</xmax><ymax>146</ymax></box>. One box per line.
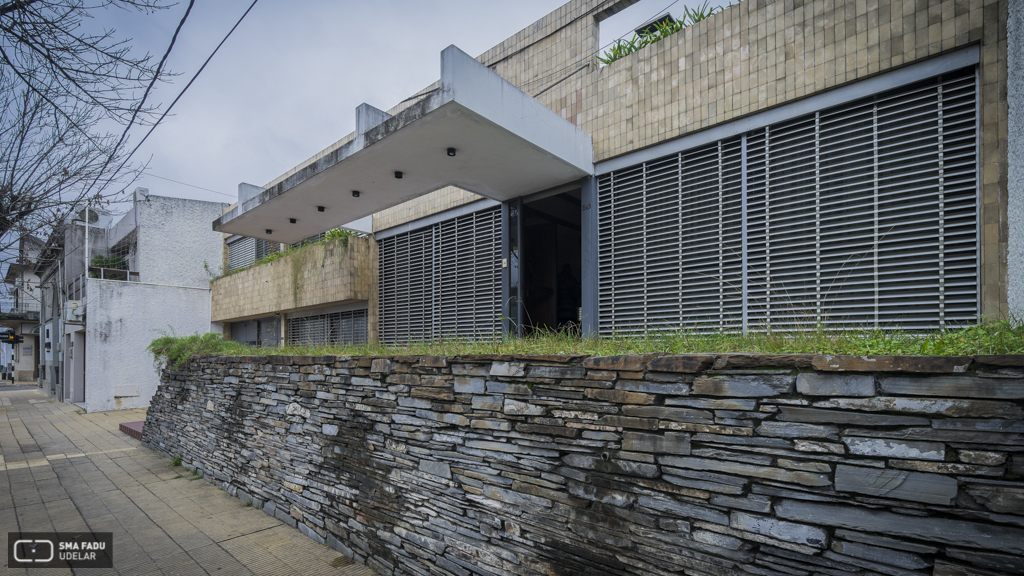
<box><xmin>215</xmin><ymin>229</ymin><xmax>359</xmax><ymax>279</ymax></box>
<box><xmin>149</xmin><ymin>333</ymin><xmax>251</xmax><ymax>370</ymax></box>
<box><xmin>149</xmin><ymin>318</ymin><xmax>1023</xmax><ymax>369</ymax></box>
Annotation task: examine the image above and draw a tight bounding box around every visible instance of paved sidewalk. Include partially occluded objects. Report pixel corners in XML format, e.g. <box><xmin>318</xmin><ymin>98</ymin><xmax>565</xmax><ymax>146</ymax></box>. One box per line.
<box><xmin>1</xmin><ymin>389</ymin><xmax>377</xmax><ymax>576</ymax></box>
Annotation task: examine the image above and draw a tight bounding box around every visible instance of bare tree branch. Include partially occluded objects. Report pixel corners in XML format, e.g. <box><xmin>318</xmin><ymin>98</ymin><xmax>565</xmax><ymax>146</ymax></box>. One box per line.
<box><xmin>0</xmin><ymin>0</ymin><xmax>178</xmax><ymax>267</ymax></box>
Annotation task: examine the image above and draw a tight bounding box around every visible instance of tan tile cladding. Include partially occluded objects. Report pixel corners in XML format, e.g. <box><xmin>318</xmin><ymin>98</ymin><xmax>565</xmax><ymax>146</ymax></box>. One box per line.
<box><xmin>573</xmin><ymin>0</ymin><xmax>1006</xmax><ymax>317</ymax></box>
<box><xmin>372</xmin><ymin>186</ymin><xmax>484</xmax><ymax>232</ymax></box>
<box><xmin>210</xmin><ymin>237</ymin><xmax>371</xmax><ymax>323</ymax></box>
<box><xmin>266</xmin><ymin>0</ymin><xmax>1010</xmax><ymax>316</ymax></box>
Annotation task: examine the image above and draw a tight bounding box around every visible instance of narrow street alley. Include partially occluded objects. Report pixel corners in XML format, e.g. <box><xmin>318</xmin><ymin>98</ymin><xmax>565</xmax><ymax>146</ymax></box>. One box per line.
<box><xmin>1</xmin><ymin>388</ymin><xmax>376</xmax><ymax>576</ymax></box>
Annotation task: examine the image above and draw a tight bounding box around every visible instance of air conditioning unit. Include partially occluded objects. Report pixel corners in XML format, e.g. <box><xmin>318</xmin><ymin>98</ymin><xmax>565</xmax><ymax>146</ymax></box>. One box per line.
<box><xmin>64</xmin><ymin>300</ymin><xmax>85</xmax><ymax>321</ymax></box>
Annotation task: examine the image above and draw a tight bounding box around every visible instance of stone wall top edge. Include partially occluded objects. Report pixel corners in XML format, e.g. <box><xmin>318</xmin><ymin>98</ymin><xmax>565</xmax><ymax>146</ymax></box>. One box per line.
<box><xmin>180</xmin><ymin>352</ymin><xmax>1024</xmax><ymax>371</ymax></box>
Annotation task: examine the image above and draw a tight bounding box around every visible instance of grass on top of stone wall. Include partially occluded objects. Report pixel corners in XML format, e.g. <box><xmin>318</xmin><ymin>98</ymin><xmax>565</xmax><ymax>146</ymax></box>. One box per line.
<box><xmin>148</xmin><ymin>318</ymin><xmax>1024</xmax><ymax>369</ymax></box>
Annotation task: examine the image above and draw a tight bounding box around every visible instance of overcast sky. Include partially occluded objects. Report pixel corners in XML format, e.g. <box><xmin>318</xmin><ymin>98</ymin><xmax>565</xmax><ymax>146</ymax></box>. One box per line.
<box><xmin>104</xmin><ymin>0</ymin><xmax>693</xmax><ymax>207</ymax></box>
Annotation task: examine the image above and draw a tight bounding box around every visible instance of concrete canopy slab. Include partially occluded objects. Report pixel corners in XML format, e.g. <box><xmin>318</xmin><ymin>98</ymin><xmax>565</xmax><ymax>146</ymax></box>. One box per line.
<box><xmin>214</xmin><ymin>45</ymin><xmax>593</xmax><ymax>244</ymax></box>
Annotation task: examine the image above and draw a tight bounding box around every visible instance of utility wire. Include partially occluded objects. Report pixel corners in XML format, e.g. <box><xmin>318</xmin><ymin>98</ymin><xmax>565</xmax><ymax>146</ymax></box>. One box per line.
<box><xmin>103</xmin><ymin>0</ymin><xmax>261</xmax><ymax>195</ymax></box>
<box><xmin>381</xmin><ymin>2</ymin><xmax>685</xmax><ymax>118</ymax></box>
<box><xmin>144</xmin><ymin>173</ymin><xmax>235</xmax><ymax>199</ymax></box>
<box><xmin>533</xmin><ymin>63</ymin><xmax>589</xmax><ymax>98</ymax></box>
<box><xmin>520</xmin><ymin>0</ymin><xmax>682</xmax><ymax>94</ymax></box>
<box><xmin>84</xmin><ymin>0</ymin><xmax>197</xmax><ymax>200</ymax></box>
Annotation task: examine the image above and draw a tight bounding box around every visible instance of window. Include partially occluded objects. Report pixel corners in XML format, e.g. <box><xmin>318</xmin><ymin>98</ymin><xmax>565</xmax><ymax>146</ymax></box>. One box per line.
<box><xmin>227</xmin><ymin>237</ymin><xmax>280</xmax><ymax>272</ymax></box>
<box><xmin>287</xmin><ymin>308</ymin><xmax>368</xmax><ymax>346</ymax></box>
<box><xmin>378</xmin><ymin>207</ymin><xmax>501</xmax><ymax>344</ymax></box>
<box><xmin>598</xmin><ymin>68</ymin><xmax>978</xmax><ymax>334</ymax></box>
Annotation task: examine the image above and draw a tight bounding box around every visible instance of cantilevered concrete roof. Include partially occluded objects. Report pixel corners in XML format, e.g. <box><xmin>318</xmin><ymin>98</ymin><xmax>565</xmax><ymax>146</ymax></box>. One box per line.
<box><xmin>214</xmin><ymin>45</ymin><xmax>593</xmax><ymax>244</ymax></box>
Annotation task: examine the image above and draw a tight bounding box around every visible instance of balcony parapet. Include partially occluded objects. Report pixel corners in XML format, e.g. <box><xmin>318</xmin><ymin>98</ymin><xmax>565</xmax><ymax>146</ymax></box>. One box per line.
<box><xmin>211</xmin><ymin>236</ymin><xmax>371</xmax><ymax>323</ymax></box>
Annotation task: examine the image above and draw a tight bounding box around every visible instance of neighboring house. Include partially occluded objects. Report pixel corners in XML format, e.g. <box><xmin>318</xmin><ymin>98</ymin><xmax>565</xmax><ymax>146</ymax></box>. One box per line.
<box><xmin>35</xmin><ymin>189</ymin><xmax>228</xmax><ymax>411</ymax></box>
<box><xmin>213</xmin><ymin>0</ymin><xmax>1020</xmax><ymax>343</ymax></box>
<box><xmin>1</xmin><ymin>235</ymin><xmax>44</xmax><ymax>380</ymax></box>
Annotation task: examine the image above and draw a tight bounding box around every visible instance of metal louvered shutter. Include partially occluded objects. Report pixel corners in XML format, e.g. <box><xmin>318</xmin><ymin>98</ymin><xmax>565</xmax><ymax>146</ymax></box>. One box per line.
<box><xmin>598</xmin><ymin>68</ymin><xmax>978</xmax><ymax>334</ymax></box>
<box><xmin>378</xmin><ymin>207</ymin><xmax>501</xmax><ymax>344</ymax></box>
<box><xmin>288</xmin><ymin>309</ymin><xmax>368</xmax><ymax>345</ymax></box>
<box><xmin>227</xmin><ymin>237</ymin><xmax>256</xmax><ymax>272</ymax></box>
<box><xmin>599</xmin><ymin>138</ymin><xmax>744</xmax><ymax>334</ymax></box>
<box><xmin>255</xmin><ymin>239</ymin><xmax>280</xmax><ymax>260</ymax></box>
<box><xmin>437</xmin><ymin>209</ymin><xmax>502</xmax><ymax>338</ymax></box>
<box><xmin>379</xmin><ymin>226</ymin><xmax>435</xmax><ymax>345</ymax></box>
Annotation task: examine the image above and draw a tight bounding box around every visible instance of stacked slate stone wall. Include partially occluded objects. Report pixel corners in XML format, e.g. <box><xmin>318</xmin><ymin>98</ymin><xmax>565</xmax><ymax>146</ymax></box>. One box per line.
<box><xmin>142</xmin><ymin>353</ymin><xmax>1024</xmax><ymax>576</ymax></box>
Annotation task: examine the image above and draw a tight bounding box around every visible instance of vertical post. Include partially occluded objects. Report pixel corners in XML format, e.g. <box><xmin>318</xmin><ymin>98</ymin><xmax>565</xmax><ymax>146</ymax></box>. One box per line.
<box><xmin>38</xmin><ymin>279</ymin><xmax>46</xmax><ymax>390</ymax></box>
<box><xmin>937</xmin><ymin>84</ymin><xmax>946</xmax><ymax>329</ymax></box>
<box><xmin>741</xmin><ymin>135</ymin><xmax>749</xmax><ymax>336</ymax></box>
<box><xmin>872</xmin><ymin>102</ymin><xmax>880</xmax><ymax>329</ymax></box>
<box><xmin>581</xmin><ymin>175</ymin><xmax>599</xmax><ymax>338</ymax></box>
<box><xmin>501</xmin><ymin>201</ymin><xmax>510</xmax><ymax>336</ymax></box>
<box><xmin>84</xmin><ymin>203</ymin><xmax>89</xmax><ymax>285</ymax></box>
<box><xmin>503</xmin><ymin>198</ymin><xmax>523</xmax><ymax>337</ymax></box>
<box><xmin>814</xmin><ymin>112</ymin><xmax>822</xmax><ymax>326</ymax></box>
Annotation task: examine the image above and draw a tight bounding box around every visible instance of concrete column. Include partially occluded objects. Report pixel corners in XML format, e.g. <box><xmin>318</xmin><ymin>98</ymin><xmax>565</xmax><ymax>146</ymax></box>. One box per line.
<box><xmin>581</xmin><ymin>176</ymin><xmax>599</xmax><ymax>337</ymax></box>
<box><xmin>367</xmin><ymin>235</ymin><xmax>379</xmax><ymax>344</ymax></box>
<box><xmin>1008</xmin><ymin>0</ymin><xmax>1024</xmax><ymax>318</ymax></box>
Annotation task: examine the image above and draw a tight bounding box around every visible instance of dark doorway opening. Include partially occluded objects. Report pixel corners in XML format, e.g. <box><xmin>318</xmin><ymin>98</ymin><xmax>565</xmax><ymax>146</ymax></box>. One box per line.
<box><xmin>521</xmin><ymin>190</ymin><xmax>582</xmax><ymax>334</ymax></box>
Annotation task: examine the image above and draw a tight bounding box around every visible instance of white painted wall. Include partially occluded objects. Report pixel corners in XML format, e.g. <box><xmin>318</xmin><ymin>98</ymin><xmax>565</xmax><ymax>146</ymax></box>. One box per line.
<box><xmin>1009</xmin><ymin>0</ymin><xmax>1024</xmax><ymax>319</ymax></box>
<box><xmin>135</xmin><ymin>193</ymin><xmax>230</xmax><ymax>287</ymax></box>
<box><xmin>11</xmin><ymin>326</ymin><xmax>37</xmax><ymax>381</ymax></box>
<box><xmin>84</xmin><ymin>279</ymin><xmax>213</xmax><ymax>412</ymax></box>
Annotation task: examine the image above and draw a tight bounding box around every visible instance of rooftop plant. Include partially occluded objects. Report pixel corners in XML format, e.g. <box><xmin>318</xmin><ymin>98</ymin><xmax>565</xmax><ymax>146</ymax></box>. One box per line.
<box><xmin>90</xmin><ymin>254</ymin><xmax>128</xmax><ymax>270</ymax></box>
<box><xmin>149</xmin><ymin>318</ymin><xmax>1024</xmax><ymax>370</ymax></box>
<box><xmin>598</xmin><ymin>2</ymin><xmax>726</xmax><ymax>65</ymax></box>
<box><xmin>216</xmin><ymin>228</ymin><xmax>359</xmax><ymax>279</ymax></box>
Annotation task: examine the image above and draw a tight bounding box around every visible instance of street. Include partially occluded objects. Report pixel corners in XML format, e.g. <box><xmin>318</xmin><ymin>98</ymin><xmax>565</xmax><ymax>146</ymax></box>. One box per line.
<box><xmin>1</xmin><ymin>388</ymin><xmax>376</xmax><ymax>576</ymax></box>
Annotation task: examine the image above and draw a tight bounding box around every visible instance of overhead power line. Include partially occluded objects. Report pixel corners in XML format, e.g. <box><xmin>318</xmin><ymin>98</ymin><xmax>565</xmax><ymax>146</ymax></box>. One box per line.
<box><xmin>105</xmin><ymin>0</ymin><xmax>262</xmax><ymax>194</ymax></box>
<box><xmin>144</xmin><ymin>173</ymin><xmax>235</xmax><ymax>199</ymax></box>
<box><xmin>521</xmin><ymin>0</ymin><xmax>682</xmax><ymax>96</ymax></box>
<box><xmin>84</xmin><ymin>0</ymin><xmax>197</xmax><ymax>200</ymax></box>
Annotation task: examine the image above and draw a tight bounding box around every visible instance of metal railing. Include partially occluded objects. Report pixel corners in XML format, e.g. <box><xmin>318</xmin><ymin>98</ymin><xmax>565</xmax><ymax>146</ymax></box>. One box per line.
<box><xmin>87</xmin><ymin>267</ymin><xmax>140</xmax><ymax>282</ymax></box>
<box><xmin>0</xmin><ymin>298</ymin><xmax>40</xmax><ymax>315</ymax></box>
<box><xmin>68</xmin><ymin>274</ymin><xmax>86</xmax><ymax>301</ymax></box>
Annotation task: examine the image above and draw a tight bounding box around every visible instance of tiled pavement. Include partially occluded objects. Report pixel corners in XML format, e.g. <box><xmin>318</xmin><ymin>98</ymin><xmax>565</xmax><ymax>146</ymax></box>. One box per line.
<box><xmin>1</xmin><ymin>389</ymin><xmax>378</xmax><ymax>576</ymax></box>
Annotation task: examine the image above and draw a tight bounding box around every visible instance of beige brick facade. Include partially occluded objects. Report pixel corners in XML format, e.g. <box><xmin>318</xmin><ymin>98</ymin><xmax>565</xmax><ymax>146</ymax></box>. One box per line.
<box><xmin>372</xmin><ymin>186</ymin><xmax>483</xmax><ymax>232</ymax></box>
<box><xmin>367</xmin><ymin>0</ymin><xmax>1009</xmax><ymax>317</ymax></box>
<box><xmin>210</xmin><ymin>237</ymin><xmax>372</xmax><ymax>324</ymax></box>
<box><xmin>246</xmin><ymin>0</ymin><xmax>1008</xmax><ymax>319</ymax></box>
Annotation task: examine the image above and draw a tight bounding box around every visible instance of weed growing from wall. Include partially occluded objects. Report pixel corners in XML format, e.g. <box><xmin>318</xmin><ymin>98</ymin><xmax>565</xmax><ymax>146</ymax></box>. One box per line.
<box><xmin>598</xmin><ymin>2</ymin><xmax>727</xmax><ymax>65</ymax></box>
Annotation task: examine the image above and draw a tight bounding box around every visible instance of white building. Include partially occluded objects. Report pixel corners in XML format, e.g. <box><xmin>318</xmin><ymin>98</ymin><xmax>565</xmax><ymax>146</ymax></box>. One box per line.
<box><xmin>36</xmin><ymin>189</ymin><xmax>228</xmax><ymax>411</ymax></box>
<box><xmin>2</xmin><ymin>236</ymin><xmax>43</xmax><ymax>382</ymax></box>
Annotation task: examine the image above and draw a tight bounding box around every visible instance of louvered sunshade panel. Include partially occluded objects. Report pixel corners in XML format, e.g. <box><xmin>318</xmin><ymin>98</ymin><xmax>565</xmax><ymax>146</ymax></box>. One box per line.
<box><xmin>227</xmin><ymin>237</ymin><xmax>256</xmax><ymax>272</ymax></box>
<box><xmin>599</xmin><ymin>139</ymin><xmax>744</xmax><ymax>334</ymax></box>
<box><xmin>468</xmin><ymin>208</ymin><xmax>502</xmax><ymax>337</ymax></box>
<box><xmin>598</xmin><ymin>68</ymin><xmax>978</xmax><ymax>334</ymax></box>
<box><xmin>379</xmin><ymin>207</ymin><xmax>501</xmax><ymax>344</ymax></box>
<box><xmin>379</xmin><ymin>227</ymin><xmax>435</xmax><ymax>345</ymax></box>
<box><xmin>287</xmin><ymin>309</ymin><xmax>368</xmax><ymax>346</ymax></box>
<box><xmin>436</xmin><ymin>210</ymin><xmax>501</xmax><ymax>338</ymax></box>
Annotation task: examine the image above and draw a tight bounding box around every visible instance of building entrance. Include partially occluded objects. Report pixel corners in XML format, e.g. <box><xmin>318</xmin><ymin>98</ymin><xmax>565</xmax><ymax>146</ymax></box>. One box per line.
<box><xmin>518</xmin><ymin>190</ymin><xmax>582</xmax><ymax>334</ymax></box>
